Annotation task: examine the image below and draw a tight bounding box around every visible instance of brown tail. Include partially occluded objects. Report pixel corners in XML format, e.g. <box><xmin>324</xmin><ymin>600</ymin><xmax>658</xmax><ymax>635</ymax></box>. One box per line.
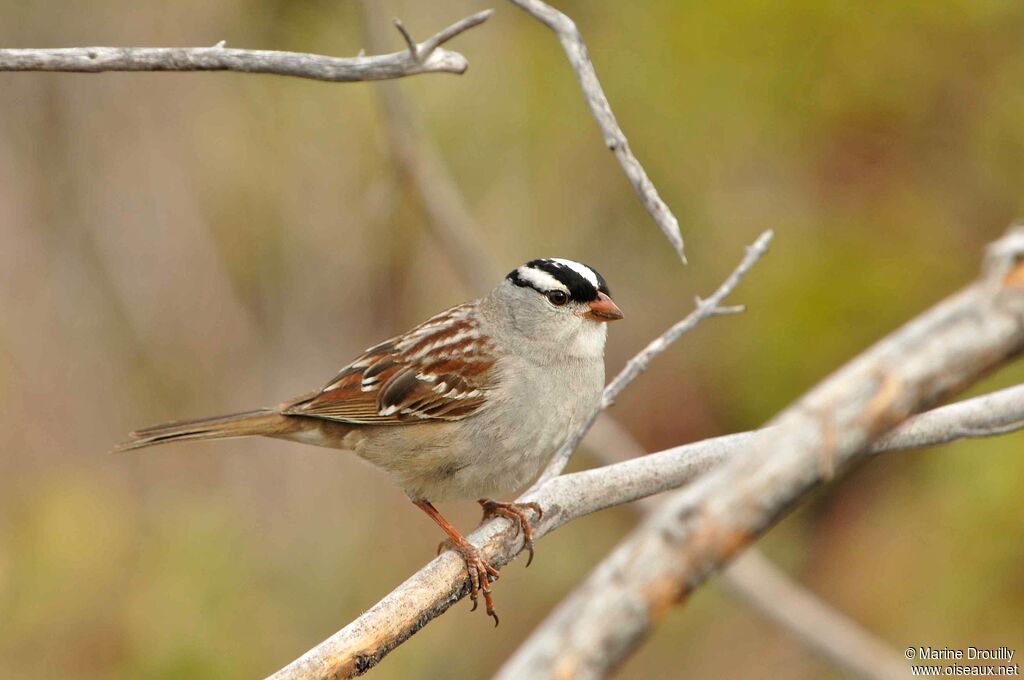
<box><xmin>114</xmin><ymin>408</ymin><xmax>295</xmax><ymax>452</ymax></box>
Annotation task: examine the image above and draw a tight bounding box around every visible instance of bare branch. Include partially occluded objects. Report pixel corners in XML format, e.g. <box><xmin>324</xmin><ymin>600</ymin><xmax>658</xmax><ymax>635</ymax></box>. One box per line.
<box><xmin>494</xmin><ymin>225</ymin><xmax>1024</xmax><ymax>679</ymax></box>
<box><xmin>603</xmin><ymin>234</ymin><xmax>772</xmax><ymax>410</ymax></box>
<box><xmin>0</xmin><ymin>10</ymin><xmax>493</xmax><ymax>83</ymax></box>
<box><xmin>873</xmin><ymin>386</ymin><xmax>1024</xmax><ymax>447</ymax></box>
<box><xmin>531</xmin><ymin>230</ymin><xmax>772</xmax><ymax>487</ymax></box>
<box><xmin>419</xmin><ymin>10</ymin><xmax>494</xmax><ymax>59</ymax></box>
<box><xmin>391</xmin><ymin>20</ymin><xmax>421</xmax><ymax>62</ymax></box>
<box><xmin>582</xmin><ymin>423</ymin><xmax>907</xmax><ymax>680</ymax></box>
<box><xmin>506</xmin><ymin>0</ymin><xmax>687</xmax><ymax>263</ymax></box>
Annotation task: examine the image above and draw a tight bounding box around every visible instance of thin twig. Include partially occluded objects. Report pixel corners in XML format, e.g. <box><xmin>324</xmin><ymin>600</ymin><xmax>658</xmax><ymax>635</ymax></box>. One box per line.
<box><xmin>873</xmin><ymin>389</ymin><xmax>1024</xmax><ymax>447</ymax></box>
<box><xmin>419</xmin><ymin>11</ymin><xmax>494</xmax><ymax>58</ymax></box>
<box><xmin>494</xmin><ymin>225</ymin><xmax>1024</xmax><ymax>679</ymax></box>
<box><xmin>507</xmin><ymin>0</ymin><xmax>687</xmax><ymax>263</ymax></box>
<box><xmin>0</xmin><ymin>10</ymin><xmax>493</xmax><ymax>83</ymax></box>
<box><xmin>392</xmin><ymin>20</ymin><xmax>421</xmax><ymax>62</ymax></box>
<box><xmin>531</xmin><ymin>230</ymin><xmax>772</xmax><ymax>487</ymax></box>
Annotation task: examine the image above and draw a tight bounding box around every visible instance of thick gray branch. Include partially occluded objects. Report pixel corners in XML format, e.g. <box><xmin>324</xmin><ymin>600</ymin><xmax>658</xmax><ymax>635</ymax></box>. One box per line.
<box><xmin>507</xmin><ymin>0</ymin><xmax>687</xmax><ymax>262</ymax></box>
<box><xmin>0</xmin><ymin>11</ymin><xmax>492</xmax><ymax>83</ymax></box>
<box><xmin>584</xmin><ymin>419</ymin><xmax>907</xmax><ymax>680</ymax></box>
<box><xmin>494</xmin><ymin>225</ymin><xmax>1024</xmax><ymax>679</ymax></box>
<box><xmin>266</xmin><ymin>384</ymin><xmax>1024</xmax><ymax>677</ymax></box>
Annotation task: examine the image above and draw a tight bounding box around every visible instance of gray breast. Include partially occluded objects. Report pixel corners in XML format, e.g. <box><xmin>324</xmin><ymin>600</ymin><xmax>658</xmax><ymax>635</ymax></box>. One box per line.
<box><xmin>457</xmin><ymin>355</ymin><xmax>604</xmax><ymax>492</ymax></box>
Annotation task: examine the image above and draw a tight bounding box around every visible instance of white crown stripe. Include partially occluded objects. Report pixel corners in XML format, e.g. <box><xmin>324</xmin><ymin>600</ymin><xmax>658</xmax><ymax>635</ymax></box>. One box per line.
<box><xmin>516</xmin><ymin>266</ymin><xmax>570</xmax><ymax>293</ymax></box>
<box><xmin>550</xmin><ymin>258</ymin><xmax>600</xmax><ymax>289</ymax></box>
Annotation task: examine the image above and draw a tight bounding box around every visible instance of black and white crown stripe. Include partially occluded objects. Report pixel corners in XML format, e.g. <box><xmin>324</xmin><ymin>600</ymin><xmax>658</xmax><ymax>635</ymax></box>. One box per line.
<box><xmin>506</xmin><ymin>258</ymin><xmax>610</xmax><ymax>303</ymax></box>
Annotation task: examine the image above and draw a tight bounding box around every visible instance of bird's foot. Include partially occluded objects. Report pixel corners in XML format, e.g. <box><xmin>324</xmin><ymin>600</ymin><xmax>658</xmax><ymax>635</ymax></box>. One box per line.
<box><xmin>449</xmin><ymin>538</ymin><xmax>501</xmax><ymax>626</ymax></box>
<box><xmin>478</xmin><ymin>499</ymin><xmax>543</xmax><ymax>567</ymax></box>
<box><xmin>415</xmin><ymin>499</ymin><xmax>502</xmax><ymax>625</ymax></box>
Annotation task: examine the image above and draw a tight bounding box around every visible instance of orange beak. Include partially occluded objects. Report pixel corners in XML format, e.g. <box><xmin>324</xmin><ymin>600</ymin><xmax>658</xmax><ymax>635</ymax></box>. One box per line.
<box><xmin>583</xmin><ymin>291</ymin><xmax>624</xmax><ymax>322</ymax></box>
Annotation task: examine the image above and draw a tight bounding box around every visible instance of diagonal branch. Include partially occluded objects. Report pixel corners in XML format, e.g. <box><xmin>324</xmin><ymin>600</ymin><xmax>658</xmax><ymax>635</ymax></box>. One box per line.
<box><xmin>0</xmin><ymin>10</ymin><xmax>493</xmax><ymax>83</ymax></box>
<box><xmin>507</xmin><ymin>0</ymin><xmax>687</xmax><ymax>263</ymax></box>
<box><xmin>583</xmin><ymin>421</ymin><xmax>908</xmax><ymax>680</ymax></box>
<box><xmin>494</xmin><ymin>224</ymin><xmax>1024</xmax><ymax>678</ymax></box>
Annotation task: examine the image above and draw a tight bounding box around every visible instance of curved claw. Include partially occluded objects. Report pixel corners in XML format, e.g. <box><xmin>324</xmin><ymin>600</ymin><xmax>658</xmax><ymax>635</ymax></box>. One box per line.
<box><xmin>479</xmin><ymin>499</ymin><xmax>543</xmax><ymax>568</ymax></box>
<box><xmin>455</xmin><ymin>543</ymin><xmax>500</xmax><ymax>623</ymax></box>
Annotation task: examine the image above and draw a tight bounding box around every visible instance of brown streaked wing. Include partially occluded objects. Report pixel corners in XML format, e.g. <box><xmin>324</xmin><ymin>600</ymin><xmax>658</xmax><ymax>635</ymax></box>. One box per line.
<box><xmin>284</xmin><ymin>303</ymin><xmax>495</xmax><ymax>424</ymax></box>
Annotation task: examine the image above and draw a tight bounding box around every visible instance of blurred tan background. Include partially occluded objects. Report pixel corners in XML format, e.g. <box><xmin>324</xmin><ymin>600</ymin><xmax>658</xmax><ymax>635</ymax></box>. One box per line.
<box><xmin>2</xmin><ymin>1</ymin><xmax>1024</xmax><ymax>678</ymax></box>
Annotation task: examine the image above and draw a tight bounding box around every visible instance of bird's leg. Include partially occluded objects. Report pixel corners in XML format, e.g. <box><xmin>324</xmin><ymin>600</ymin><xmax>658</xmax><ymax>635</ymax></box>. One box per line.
<box><xmin>478</xmin><ymin>499</ymin><xmax>544</xmax><ymax>567</ymax></box>
<box><xmin>413</xmin><ymin>499</ymin><xmax>501</xmax><ymax>625</ymax></box>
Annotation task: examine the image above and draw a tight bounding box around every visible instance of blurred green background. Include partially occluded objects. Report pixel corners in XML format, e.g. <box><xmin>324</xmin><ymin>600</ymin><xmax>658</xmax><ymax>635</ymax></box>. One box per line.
<box><xmin>2</xmin><ymin>1</ymin><xmax>1023</xmax><ymax>678</ymax></box>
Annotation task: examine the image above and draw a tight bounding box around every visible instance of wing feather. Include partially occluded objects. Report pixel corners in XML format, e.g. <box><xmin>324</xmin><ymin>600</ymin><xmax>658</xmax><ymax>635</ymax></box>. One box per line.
<box><xmin>284</xmin><ymin>303</ymin><xmax>496</xmax><ymax>424</ymax></box>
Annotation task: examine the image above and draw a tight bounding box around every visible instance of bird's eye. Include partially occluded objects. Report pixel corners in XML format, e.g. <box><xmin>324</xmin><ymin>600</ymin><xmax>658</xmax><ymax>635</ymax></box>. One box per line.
<box><xmin>546</xmin><ymin>290</ymin><xmax>569</xmax><ymax>306</ymax></box>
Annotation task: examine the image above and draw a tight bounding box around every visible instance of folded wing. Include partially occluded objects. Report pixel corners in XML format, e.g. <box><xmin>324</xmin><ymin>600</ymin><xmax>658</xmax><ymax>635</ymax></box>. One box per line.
<box><xmin>284</xmin><ymin>303</ymin><xmax>496</xmax><ymax>424</ymax></box>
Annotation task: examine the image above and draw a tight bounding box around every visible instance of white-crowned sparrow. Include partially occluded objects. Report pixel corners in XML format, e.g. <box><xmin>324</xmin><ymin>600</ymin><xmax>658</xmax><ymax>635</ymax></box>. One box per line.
<box><xmin>117</xmin><ymin>258</ymin><xmax>623</xmax><ymax>623</ymax></box>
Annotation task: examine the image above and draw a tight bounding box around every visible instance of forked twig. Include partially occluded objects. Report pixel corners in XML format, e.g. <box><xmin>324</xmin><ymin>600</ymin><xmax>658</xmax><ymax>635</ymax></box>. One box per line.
<box><xmin>0</xmin><ymin>10</ymin><xmax>493</xmax><ymax>83</ymax></box>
